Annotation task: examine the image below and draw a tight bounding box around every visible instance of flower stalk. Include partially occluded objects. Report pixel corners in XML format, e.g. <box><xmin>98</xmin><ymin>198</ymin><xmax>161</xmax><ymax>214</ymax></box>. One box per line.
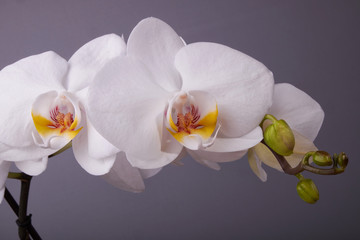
<box><xmin>5</xmin><ymin>173</ymin><xmax>41</xmax><ymax>240</ymax></box>
<box><xmin>262</xmin><ymin>140</ymin><xmax>348</xmax><ymax>176</ymax></box>
<box><xmin>4</xmin><ymin>142</ymin><xmax>76</xmax><ymax>239</ymax></box>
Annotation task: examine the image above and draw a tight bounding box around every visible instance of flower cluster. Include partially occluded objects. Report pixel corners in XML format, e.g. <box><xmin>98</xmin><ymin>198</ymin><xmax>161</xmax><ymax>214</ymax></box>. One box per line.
<box><xmin>0</xmin><ymin>17</ymin><xmax>331</xmax><ymax>204</ymax></box>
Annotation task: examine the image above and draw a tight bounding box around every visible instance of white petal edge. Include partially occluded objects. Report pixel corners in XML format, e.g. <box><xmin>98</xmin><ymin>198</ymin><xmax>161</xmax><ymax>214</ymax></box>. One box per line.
<box><xmin>188</xmin><ymin>150</ymin><xmax>221</xmax><ymax>171</ymax></box>
<box><xmin>102</xmin><ymin>152</ymin><xmax>145</xmax><ymax>193</ymax></box>
<box><xmin>0</xmin><ymin>160</ymin><xmax>11</xmax><ymax>203</ymax></box>
<box><xmin>252</xmin><ymin>142</ymin><xmax>281</xmax><ymax>171</ymax></box>
<box><xmin>85</xmin><ymin>117</ymin><xmax>119</xmax><ymax>160</ymax></box>
<box><xmin>248</xmin><ymin>148</ymin><xmax>267</xmax><ymax>182</ymax></box>
<box><xmin>66</xmin><ymin>34</ymin><xmax>127</xmax><ymax>92</ymax></box>
<box><xmin>138</xmin><ymin>167</ymin><xmax>162</xmax><ymax>179</ymax></box>
<box><xmin>270</xmin><ymin>83</ymin><xmax>324</xmax><ymax>141</ymax></box>
<box><xmin>15</xmin><ymin>157</ymin><xmax>48</xmax><ymax>176</ymax></box>
<box><xmin>72</xmin><ymin>115</ymin><xmax>117</xmax><ymax>175</ymax></box>
<box><xmin>206</xmin><ymin>127</ymin><xmax>263</xmax><ymax>152</ymax></box>
<box><xmin>188</xmin><ymin>148</ymin><xmax>247</xmax><ymax>164</ymax></box>
<box><xmin>127</xmin><ymin>17</ymin><xmax>184</xmax><ymax>92</ymax></box>
<box><xmin>0</xmin><ymin>144</ymin><xmax>58</xmax><ymax>162</ymax></box>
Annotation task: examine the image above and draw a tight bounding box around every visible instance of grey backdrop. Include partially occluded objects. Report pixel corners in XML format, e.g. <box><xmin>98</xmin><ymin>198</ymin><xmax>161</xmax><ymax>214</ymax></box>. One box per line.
<box><xmin>0</xmin><ymin>0</ymin><xmax>359</xmax><ymax>239</ymax></box>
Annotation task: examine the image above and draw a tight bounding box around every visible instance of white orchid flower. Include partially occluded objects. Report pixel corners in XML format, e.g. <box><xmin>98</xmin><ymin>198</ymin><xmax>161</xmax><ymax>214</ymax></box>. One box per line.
<box><xmin>0</xmin><ymin>34</ymin><xmax>153</xmax><ymax>192</ymax></box>
<box><xmin>0</xmin><ymin>51</ymin><xmax>74</xmax><ymax>175</ymax></box>
<box><xmin>248</xmin><ymin>83</ymin><xmax>325</xmax><ymax>181</ymax></box>
<box><xmin>88</xmin><ymin>17</ymin><xmax>274</xmax><ymax>170</ymax></box>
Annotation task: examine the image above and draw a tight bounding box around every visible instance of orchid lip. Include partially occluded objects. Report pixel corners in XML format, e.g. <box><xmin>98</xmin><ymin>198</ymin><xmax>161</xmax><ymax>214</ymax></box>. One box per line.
<box><xmin>31</xmin><ymin>91</ymin><xmax>82</xmax><ymax>149</ymax></box>
<box><xmin>164</xmin><ymin>90</ymin><xmax>220</xmax><ymax>150</ymax></box>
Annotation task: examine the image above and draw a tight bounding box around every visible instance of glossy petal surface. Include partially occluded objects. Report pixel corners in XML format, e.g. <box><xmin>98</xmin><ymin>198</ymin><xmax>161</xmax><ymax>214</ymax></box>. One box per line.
<box><xmin>269</xmin><ymin>83</ymin><xmax>324</xmax><ymax>141</ymax></box>
<box><xmin>175</xmin><ymin>42</ymin><xmax>274</xmax><ymax>138</ymax></box>
<box><xmin>66</xmin><ymin>34</ymin><xmax>127</xmax><ymax>92</ymax></box>
<box><xmin>15</xmin><ymin>157</ymin><xmax>48</xmax><ymax>176</ymax></box>
<box><xmin>127</xmin><ymin>17</ymin><xmax>184</xmax><ymax>92</ymax></box>
<box><xmin>72</xmin><ymin>114</ymin><xmax>117</xmax><ymax>175</ymax></box>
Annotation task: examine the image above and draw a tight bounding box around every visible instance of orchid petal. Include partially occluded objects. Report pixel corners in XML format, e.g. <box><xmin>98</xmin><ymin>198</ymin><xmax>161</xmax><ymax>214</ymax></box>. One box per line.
<box><xmin>170</xmin><ymin>148</ymin><xmax>188</xmax><ymax>166</ymax></box>
<box><xmin>15</xmin><ymin>157</ymin><xmax>48</xmax><ymax>176</ymax></box>
<box><xmin>253</xmin><ymin>142</ymin><xmax>282</xmax><ymax>171</ymax></box>
<box><xmin>175</xmin><ymin>42</ymin><xmax>274</xmax><ymax>138</ymax></box>
<box><xmin>0</xmin><ymin>144</ymin><xmax>56</xmax><ymax>162</ymax></box>
<box><xmin>138</xmin><ymin>167</ymin><xmax>162</xmax><ymax>179</ymax></box>
<box><xmin>72</xmin><ymin>115</ymin><xmax>117</xmax><ymax>175</ymax></box>
<box><xmin>66</xmin><ymin>34</ymin><xmax>127</xmax><ymax>92</ymax></box>
<box><xmin>0</xmin><ymin>160</ymin><xmax>11</xmax><ymax>203</ymax></box>
<box><xmin>293</xmin><ymin>131</ymin><xmax>318</xmax><ymax>154</ymax></box>
<box><xmin>188</xmin><ymin>148</ymin><xmax>247</xmax><ymax>164</ymax></box>
<box><xmin>102</xmin><ymin>152</ymin><xmax>145</xmax><ymax>193</ymax></box>
<box><xmin>285</xmin><ymin>130</ymin><xmax>318</xmax><ymax>168</ymax></box>
<box><xmin>270</xmin><ymin>83</ymin><xmax>324</xmax><ymax>141</ymax></box>
<box><xmin>127</xmin><ymin>17</ymin><xmax>184</xmax><ymax>92</ymax></box>
<box><xmin>206</xmin><ymin>127</ymin><xmax>263</xmax><ymax>152</ymax></box>
<box><xmin>0</xmin><ymin>52</ymin><xmax>67</xmax><ymax>147</ymax></box>
<box><xmin>188</xmin><ymin>150</ymin><xmax>221</xmax><ymax>170</ymax></box>
<box><xmin>88</xmin><ymin>57</ymin><xmax>183</xmax><ymax>169</ymax></box>
<box><xmin>85</xmin><ymin>117</ymin><xmax>119</xmax><ymax>160</ymax></box>
<box><xmin>248</xmin><ymin>148</ymin><xmax>267</xmax><ymax>182</ymax></box>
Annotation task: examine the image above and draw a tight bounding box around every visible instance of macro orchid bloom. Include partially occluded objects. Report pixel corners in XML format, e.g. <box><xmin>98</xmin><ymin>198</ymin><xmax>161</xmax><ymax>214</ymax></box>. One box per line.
<box><xmin>88</xmin><ymin>17</ymin><xmax>274</xmax><ymax>170</ymax></box>
<box><xmin>248</xmin><ymin>83</ymin><xmax>324</xmax><ymax>181</ymax></box>
<box><xmin>0</xmin><ymin>34</ymin><xmax>153</xmax><ymax>191</ymax></box>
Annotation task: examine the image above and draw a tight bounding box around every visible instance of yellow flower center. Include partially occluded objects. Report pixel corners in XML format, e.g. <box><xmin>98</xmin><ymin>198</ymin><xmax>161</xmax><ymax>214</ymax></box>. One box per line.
<box><xmin>50</xmin><ymin>106</ymin><xmax>74</xmax><ymax>133</ymax></box>
<box><xmin>165</xmin><ymin>91</ymin><xmax>219</xmax><ymax>149</ymax></box>
<box><xmin>176</xmin><ymin>104</ymin><xmax>201</xmax><ymax>134</ymax></box>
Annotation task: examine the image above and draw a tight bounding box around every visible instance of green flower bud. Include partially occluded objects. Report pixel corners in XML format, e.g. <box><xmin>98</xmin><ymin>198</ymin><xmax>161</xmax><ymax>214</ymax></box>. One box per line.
<box><xmin>337</xmin><ymin>152</ymin><xmax>348</xmax><ymax>168</ymax></box>
<box><xmin>312</xmin><ymin>151</ymin><xmax>333</xmax><ymax>166</ymax></box>
<box><xmin>264</xmin><ymin>119</ymin><xmax>295</xmax><ymax>156</ymax></box>
<box><xmin>296</xmin><ymin>179</ymin><xmax>319</xmax><ymax>204</ymax></box>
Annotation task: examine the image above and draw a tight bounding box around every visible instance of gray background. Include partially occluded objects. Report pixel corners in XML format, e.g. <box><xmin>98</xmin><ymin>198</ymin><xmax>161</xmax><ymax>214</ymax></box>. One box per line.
<box><xmin>0</xmin><ymin>0</ymin><xmax>359</xmax><ymax>239</ymax></box>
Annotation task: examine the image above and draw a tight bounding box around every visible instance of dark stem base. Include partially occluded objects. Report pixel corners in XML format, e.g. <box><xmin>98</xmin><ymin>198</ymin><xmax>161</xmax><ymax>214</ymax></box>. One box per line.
<box><xmin>5</xmin><ymin>173</ymin><xmax>42</xmax><ymax>240</ymax></box>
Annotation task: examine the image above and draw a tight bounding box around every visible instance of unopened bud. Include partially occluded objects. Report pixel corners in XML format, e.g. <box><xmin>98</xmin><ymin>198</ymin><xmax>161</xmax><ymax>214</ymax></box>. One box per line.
<box><xmin>337</xmin><ymin>152</ymin><xmax>348</xmax><ymax>168</ymax></box>
<box><xmin>312</xmin><ymin>151</ymin><xmax>332</xmax><ymax>166</ymax></box>
<box><xmin>296</xmin><ymin>179</ymin><xmax>319</xmax><ymax>204</ymax></box>
<box><xmin>264</xmin><ymin>119</ymin><xmax>295</xmax><ymax>156</ymax></box>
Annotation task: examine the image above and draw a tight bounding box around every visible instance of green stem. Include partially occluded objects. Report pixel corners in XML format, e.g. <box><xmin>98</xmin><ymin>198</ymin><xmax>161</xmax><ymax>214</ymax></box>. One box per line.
<box><xmin>302</xmin><ymin>165</ymin><xmax>344</xmax><ymax>175</ymax></box>
<box><xmin>295</xmin><ymin>173</ymin><xmax>305</xmax><ymax>181</ymax></box>
<box><xmin>5</xmin><ymin>141</ymin><xmax>72</xmax><ymax>238</ymax></box>
<box><xmin>262</xmin><ymin>140</ymin><xmax>303</xmax><ymax>175</ymax></box>
<box><xmin>18</xmin><ymin>175</ymin><xmax>31</xmax><ymax>240</ymax></box>
<box><xmin>48</xmin><ymin>141</ymin><xmax>72</xmax><ymax>158</ymax></box>
<box><xmin>7</xmin><ymin>172</ymin><xmax>23</xmax><ymax>180</ymax></box>
<box><xmin>262</xmin><ymin>140</ymin><xmax>346</xmax><ymax>176</ymax></box>
<box><xmin>5</xmin><ymin>176</ymin><xmax>42</xmax><ymax>239</ymax></box>
<box><xmin>8</xmin><ymin>172</ymin><xmax>32</xmax><ymax>181</ymax></box>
